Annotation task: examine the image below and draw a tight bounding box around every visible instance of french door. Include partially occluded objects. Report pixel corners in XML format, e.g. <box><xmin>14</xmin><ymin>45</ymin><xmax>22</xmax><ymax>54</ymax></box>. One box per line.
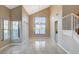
<box><xmin>0</xmin><ymin>18</ymin><xmax>21</xmax><ymax>42</ymax></box>
<box><xmin>0</xmin><ymin>19</ymin><xmax>10</xmax><ymax>41</ymax></box>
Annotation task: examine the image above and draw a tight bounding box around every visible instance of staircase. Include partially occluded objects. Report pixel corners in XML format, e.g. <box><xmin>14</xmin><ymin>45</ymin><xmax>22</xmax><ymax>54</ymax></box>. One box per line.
<box><xmin>62</xmin><ymin>13</ymin><xmax>79</xmax><ymax>54</ymax></box>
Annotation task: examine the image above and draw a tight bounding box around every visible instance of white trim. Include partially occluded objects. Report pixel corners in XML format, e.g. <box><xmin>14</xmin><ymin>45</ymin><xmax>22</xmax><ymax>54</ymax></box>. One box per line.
<box><xmin>63</xmin><ymin>13</ymin><xmax>72</xmax><ymax>19</ymax></box>
<box><xmin>57</xmin><ymin>43</ymin><xmax>70</xmax><ymax>54</ymax></box>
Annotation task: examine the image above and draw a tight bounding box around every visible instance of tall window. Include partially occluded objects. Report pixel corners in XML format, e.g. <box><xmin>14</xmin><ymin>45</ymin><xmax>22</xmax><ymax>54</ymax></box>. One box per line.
<box><xmin>12</xmin><ymin>21</ymin><xmax>19</xmax><ymax>39</ymax></box>
<box><xmin>33</xmin><ymin>17</ymin><xmax>46</xmax><ymax>34</ymax></box>
<box><xmin>0</xmin><ymin>19</ymin><xmax>9</xmax><ymax>41</ymax></box>
<box><xmin>0</xmin><ymin>19</ymin><xmax>20</xmax><ymax>41</ymax></box>
<box><xmin>3</xmin><ymin>20</ymin><xmax>9</xmax><ymax>40</ymax></box>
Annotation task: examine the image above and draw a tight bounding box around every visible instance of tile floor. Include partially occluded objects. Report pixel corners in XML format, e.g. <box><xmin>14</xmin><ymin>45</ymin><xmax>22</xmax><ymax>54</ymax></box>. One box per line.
<box><xmin>0</xmin><ymin>38</ymin><xmax>66</xmax><ymax>54</ymax></box>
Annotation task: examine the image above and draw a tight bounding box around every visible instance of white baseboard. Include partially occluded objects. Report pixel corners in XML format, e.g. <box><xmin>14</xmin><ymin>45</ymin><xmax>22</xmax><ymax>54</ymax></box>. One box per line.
<box><xmin>57</xmin><ymin>43</ymin><xmax>70</xmax><ymax>54</ymax></box>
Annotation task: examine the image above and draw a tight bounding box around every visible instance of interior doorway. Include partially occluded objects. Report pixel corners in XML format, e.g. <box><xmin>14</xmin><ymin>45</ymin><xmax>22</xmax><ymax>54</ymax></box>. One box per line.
<box><xmin>55</xmin><ymin>21</ymin><xmax>58</xmax><ymax>43</ymax></box>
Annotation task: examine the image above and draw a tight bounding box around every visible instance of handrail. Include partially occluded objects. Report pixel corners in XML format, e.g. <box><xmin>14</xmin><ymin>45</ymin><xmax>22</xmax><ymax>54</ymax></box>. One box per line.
<box><xmin>71</xmin><ymin>13</ymin><xmax>79</xmax><ymax>19</ymax></box>
<box><xmin>63</xmin><ymin>13</ymin><xmax>72</xmax><ymax>19</ymax></box>
<box><xmin>63</xmin><ymin>13</ymin><xmax>79</xmax><ymax>20</ymax></box>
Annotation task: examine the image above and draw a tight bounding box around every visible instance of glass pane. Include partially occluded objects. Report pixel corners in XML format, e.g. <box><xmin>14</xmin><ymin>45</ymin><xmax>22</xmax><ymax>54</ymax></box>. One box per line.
<box><xmin>35</xmin><ymin>29</ymin><xmax>39</xmax><ymax>34</ymax></box>
<box><xmin>40</xmin><ymin>28</ymin><xmax>45</xmax><ymax>34</ymax></box>
<box><xmin>4</xmin><ymin>20</ymin><xmax>8</xmax><ymax>29</ymax></box>
<box><xmin>0</xmin><ymin>19</ymin><xmax>3</xmax><ymax>30</ymax></box>
<box><xmin>12</xmin><ymin>21</ymin><xmax>19</xmax><ymax>39</ymax></box>
<box><xmin>13</xmin><ymin>21</ymin><xmax>18</xmax><ymax>30</ymax></box>
<box><xmin>34</xmin><ymin>17</ymin><xmax>46</xmax><ymax>34</ymax></box>
<box><xmin>41</xmin><ymin>24</ymin><xmax>45</xmax><ymax>28</ymax></box>
<box><xmin>34</xmin><ymin>17</ymin><xmax>39</xmax><ymax>24</ymax></box>
<box><xmin>4</xmin><ymin>30</ymin><xmax>9</xmax><ymax>40</ymax></box>
<box><xmin>12</xmin><ymin>30</ymin><xmax>18</xmax><ymax>39</ymax></box>
<box><xmin>35</xmin><ymin>24</ymin><xmax>40</xmax><ymax>29</ymax></box>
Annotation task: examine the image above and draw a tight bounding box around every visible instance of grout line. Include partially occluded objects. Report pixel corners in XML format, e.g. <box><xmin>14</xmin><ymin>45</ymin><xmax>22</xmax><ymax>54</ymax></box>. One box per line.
<box><xmin>57</xmin><ymin>43</ymin><xmax>70</xmax><ymax>54</ymax></box>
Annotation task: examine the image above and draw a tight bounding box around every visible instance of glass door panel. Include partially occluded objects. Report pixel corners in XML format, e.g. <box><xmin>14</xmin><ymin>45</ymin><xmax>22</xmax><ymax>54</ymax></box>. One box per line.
<box><xmin>12</xmin><ymin>21</ymin><xmax>19</xmax><ymax>40</ymax></box>
<box><xmin>12</xmin><ymin>30</ymin><xmax>18</xmax><ymax>39</ymax></box>
<box><xmin>3</xmin><ymin>20</ymin><xmax>9</xmax><ymax>40</ymax></box>
<box><xmin>4</xmin><ymin>30</ymin><xmax>9</xmax><ymax>40</ymax></box>
<box><xmin>0</xmin><ymin>19</ymin><xmax>21</xmax><ymax>41</ymax></box>
<box><xmin>4</xmin><ymin>20</ymin><xmax>8</xmax><ymax>29</ymax></box>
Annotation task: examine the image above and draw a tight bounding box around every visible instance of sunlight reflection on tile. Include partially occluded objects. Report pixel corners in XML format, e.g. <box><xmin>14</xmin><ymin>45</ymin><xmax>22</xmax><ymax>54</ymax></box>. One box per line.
<box><xmin>0</xmin><ymin>38</ymin><xmax>66</xmax><ymax>54</ymax></box>
<box><xmin>34</xmin><ymin>41</ymin><xmax>46</xmax><ymax>50</ymax></box>
<box><xmin>34</xmin><ymin>41</ymin><xmax>40</xmax><ymax>50</ymax></box>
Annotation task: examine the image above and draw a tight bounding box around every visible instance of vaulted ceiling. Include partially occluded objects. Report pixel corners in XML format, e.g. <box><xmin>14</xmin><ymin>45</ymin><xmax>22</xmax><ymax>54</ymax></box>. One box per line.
<box><xmin>63</xmin><ymin>5</ymin><xmax>79</xmax><ymax>16</ymax></box>
<box><xmin>23</xmin><ymin>5</ymin><xmax>50</xmax><ymax>15</ymax></box>
<box><xmin>5</xmin><ymin>5</ymin><xmax>19</xmax><ymax>9</ymax></box>
<box><xmin>5</xmin><ymin>5</ymin><xmax>79</xmax><ymax>16</ymax></box>
<box><xmin>5</xmin><ymin>5</ymin><xmax>50</xmax><ymax>15</ymax></box>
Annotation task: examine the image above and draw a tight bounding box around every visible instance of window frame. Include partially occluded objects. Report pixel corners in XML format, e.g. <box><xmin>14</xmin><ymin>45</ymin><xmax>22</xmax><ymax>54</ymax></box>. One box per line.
<box><xmin>33</xmin><ymin>16</ymin><xmax>46</xmax><ymax>35</ymax></box>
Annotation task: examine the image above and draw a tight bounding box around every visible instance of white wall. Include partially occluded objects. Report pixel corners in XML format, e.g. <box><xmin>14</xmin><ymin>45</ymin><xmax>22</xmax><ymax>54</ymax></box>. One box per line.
<box><xmin>22</xmin><ymin>7</ymin><xmax>29</xmax><ymax>50</ymax></box>
<box><xmin>50</xmin><ymin>5</ymin><xmax>63</xmax><ymax>46</ymax></box>
<box><xmin>50</xmin><ymin>5</ymin><xmax>79</xmax><ymax>54</ymax></box>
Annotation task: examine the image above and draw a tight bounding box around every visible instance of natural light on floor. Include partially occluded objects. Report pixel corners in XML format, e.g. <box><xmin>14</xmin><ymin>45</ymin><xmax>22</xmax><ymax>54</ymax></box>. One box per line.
<box><xmin>34</xmin><ymin>41</ymin><xmax>46</xmax><ymax>50</ymax></box>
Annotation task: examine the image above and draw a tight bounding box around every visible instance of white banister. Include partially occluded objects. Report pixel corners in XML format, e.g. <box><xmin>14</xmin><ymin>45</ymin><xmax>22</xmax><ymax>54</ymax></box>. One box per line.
<box><xmin>63</xmin><ymin>13</ymin><xmax>79</xmax><ymax>45</ymax></box>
